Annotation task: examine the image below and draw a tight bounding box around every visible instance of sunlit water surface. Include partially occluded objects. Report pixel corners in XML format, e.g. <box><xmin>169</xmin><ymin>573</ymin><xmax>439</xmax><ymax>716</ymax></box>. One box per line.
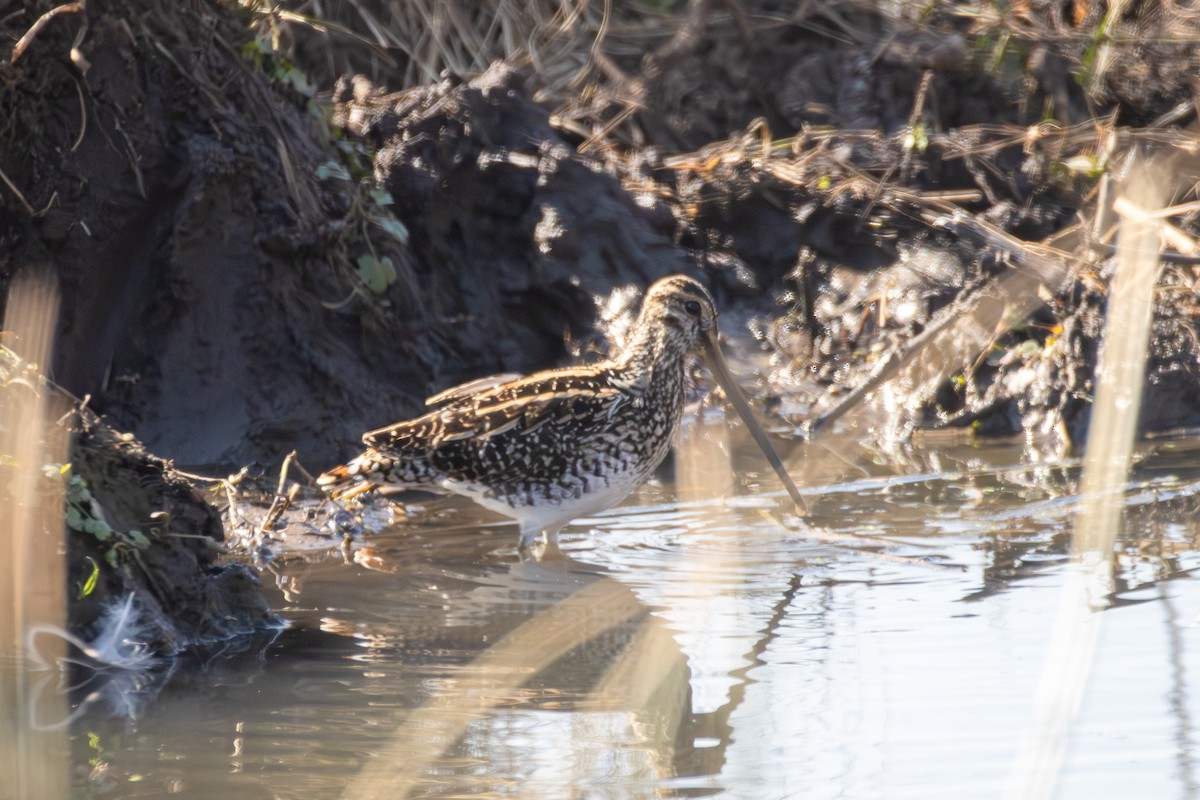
<box><xmin>61</xmin><ymin>438</ymin><xmax>1200</xmax><ymax>799</ymax></box>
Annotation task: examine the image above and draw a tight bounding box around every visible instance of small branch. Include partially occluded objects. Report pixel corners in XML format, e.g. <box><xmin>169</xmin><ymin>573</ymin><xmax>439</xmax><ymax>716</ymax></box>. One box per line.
<box><xmin>9</xmin><ymin>2</ymin><xmax>86</xmax><ymax>65</ymax></box>
<box><xmin>0</xmin><ymin>165</ymin><xmax>35</xmax><ymax>214</ymax></box>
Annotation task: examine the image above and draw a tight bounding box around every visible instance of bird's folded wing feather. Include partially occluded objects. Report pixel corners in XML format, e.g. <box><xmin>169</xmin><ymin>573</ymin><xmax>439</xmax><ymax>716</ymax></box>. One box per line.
<box><xmin>424</xmin><ymin>373</ymin><xmax>523</xmax><ymax>407</ymax></box>
<box><xmin>364</xmin><ymin>368</ymin><xmax>627</xmax><ymax>453</ymax></box>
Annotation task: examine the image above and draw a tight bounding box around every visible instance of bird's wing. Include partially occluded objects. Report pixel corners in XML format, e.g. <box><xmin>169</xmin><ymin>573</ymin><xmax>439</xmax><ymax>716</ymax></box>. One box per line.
<box><xmin>424</xmin><ymin>373</ymin><xmax>523</xmax><ymax>407</ymax></box>
<box><xmin>364</xmin><ymin>367</ymin><xmax>626</xmax><ymax>453</ymax></box>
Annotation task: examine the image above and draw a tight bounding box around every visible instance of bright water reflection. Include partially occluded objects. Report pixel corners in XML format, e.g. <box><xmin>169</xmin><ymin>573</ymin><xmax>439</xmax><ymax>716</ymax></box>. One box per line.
<box><xmin>65</xmin><ymin>441</ymin><xmax>1200</xmax><ymax>800</ymax></box>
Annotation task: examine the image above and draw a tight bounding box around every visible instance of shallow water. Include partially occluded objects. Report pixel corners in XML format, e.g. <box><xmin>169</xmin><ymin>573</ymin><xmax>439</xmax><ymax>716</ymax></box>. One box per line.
<box><xmin>54</xmin><ymin>436</ymin><xmax>1200</xmax><ymax>799</ymax></box>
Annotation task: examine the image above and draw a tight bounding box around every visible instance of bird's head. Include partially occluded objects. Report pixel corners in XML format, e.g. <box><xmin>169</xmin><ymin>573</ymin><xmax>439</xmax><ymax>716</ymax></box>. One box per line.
<box><xmin>635</xmin><ymin>274</ymin><xmax>808</xmax><ymax>516</ymax></box>
<box><xmin>638</xmin><ymin>274</ymin><xmax>719</xmax><ymax>354</ymax></box>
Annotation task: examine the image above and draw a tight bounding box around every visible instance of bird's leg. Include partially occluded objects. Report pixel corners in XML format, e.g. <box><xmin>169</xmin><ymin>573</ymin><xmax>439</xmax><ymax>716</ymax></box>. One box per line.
<box><xmin>518</xmin><ymin>523</ymin><xmax>542</xmax><ymax>551</ymax></box>
<box><xmin>518</xmin><ymin>524</ymin><xmax>564</xmax><ymax>562</ymax></box>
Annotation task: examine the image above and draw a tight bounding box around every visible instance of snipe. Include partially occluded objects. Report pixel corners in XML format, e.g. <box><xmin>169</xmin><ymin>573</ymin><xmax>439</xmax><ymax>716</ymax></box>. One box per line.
<box><xmin>318</xmin><ymin>275</ymin><xmax>805</xmax><ymax>551</ymax></box>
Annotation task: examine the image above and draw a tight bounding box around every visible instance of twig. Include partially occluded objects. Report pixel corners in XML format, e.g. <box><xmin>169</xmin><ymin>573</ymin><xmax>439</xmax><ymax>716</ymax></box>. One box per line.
<box><xmin>70</xmin><ymin>75</ymin><xmax>88</xmax><ymax>153</ymax></box>
<box><xmin>276</xmin><ymin>450</ymin><xmax>298</xmax><ymax>497</ymax></box>
<box><xmin>807</xmin><ymin>212</ymin><xmax>1079</xmax><ymax>435</ymax></box>
<box><xmin>899</xmin><ymin>69</ymin><xmax>934</xmax><ymax>183</ymax></box>
<box><xmin>0</xmin><ymin>165</ymin><xmax>35</xmax><ymax>214</ymax></box>
<box><xmin>9</xmin><ymin>1</ymin><xmax>85</xmax><ymax>65</ymax></box>
<box><xmin>111</xmin><ymin>117</ymin><xmax>145</xmax><ymax>199</ymax></box>
<box><xmin>788</xmin><ymin>518</ymin><xmax>964</xmax><ymax>571</ymax></box>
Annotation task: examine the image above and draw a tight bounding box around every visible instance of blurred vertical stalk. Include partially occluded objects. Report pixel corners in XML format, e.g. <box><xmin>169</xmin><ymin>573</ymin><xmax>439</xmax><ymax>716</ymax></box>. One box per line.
<box><xmin>340</xmin><ymin>578</ymin><xmax>648</xmax><ymax>800</ymax></box>
<box><xmin>1005</xmin><ymin>158</ymin><xmax>1167</xmax><ymax>800</ymax></box>
<box><xmin>0</xmin><ymin>268</ymin><xmax>68</xmax><ymax>799</ymax></box>
<box><xmin>675</xmin><ymin>410</ymin><xmax>734</xmax><ymax>505</ymax></box>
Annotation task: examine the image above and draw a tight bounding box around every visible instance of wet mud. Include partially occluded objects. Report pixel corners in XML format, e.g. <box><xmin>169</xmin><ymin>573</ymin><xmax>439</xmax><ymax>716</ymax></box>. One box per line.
<box><xmin>65</xmin><ymin>410</ymin><xmax>277</xmax><ymax>652</ymax></box>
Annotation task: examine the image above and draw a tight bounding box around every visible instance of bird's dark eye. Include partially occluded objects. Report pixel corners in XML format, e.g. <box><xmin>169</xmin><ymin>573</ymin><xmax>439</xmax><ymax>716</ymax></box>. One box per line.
<box><xmin>683</xmin><ymin>300</ymin><xmax>702</xmax><ymax>317</ymax></box>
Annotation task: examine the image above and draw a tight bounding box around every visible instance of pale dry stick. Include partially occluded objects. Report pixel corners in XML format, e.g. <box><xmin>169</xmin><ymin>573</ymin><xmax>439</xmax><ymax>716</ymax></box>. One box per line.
<box><xmin>257</xmin><ymin>450</ymin><xmax>326</xmax><ymax>534</ymax></box>
<box><xmin>1004</xmin><ymin>157</ymin><xmax>1169</xmax><ymax>800</ymax></box>
<box><xmin>1113</xmin><ymin>195</ymin><xmax>1200</xmax><ymax>256</ymax></box>
<box><xmin>8</xmin><ymin>1</ymin><xmax>85</xmax><ymax>64</ymax></box>
<box><xmin>69</xmin><ymin>75</ymin><xmax>87</xmax><ymax>153</ymax></box>
<box><xmin>258</xmin><ymin>451</ymin><xmax>299</xmax><ymax>535</ymax></box>
<box><xmin>807</xmin><ymin>209</ymin><xmax>1078</xmax><ymax>435</ymax></box>
<box><xmin>1087</xmin><ymin>0</ymin><xmax>1128</xmax><ymax>97</ymax></box>
<box><xmin>339</xmin><ymin>577</ymin><xmax>646</xmax><ymax>800</ymax></box>
<box><xmin>0</xmin><ymin>165</ymin><xmax>35</xmax><ymax>215</ymax></box>
<box><xmin>0</xmin><ymin>269</ymin><xmax>69</xmax><ymax>800</ymax></box>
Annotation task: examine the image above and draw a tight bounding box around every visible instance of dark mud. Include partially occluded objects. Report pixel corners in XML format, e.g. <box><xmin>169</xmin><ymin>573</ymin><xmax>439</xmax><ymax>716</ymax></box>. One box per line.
<box><xmin>5</xmin><ymin>1</ymin><xmax>1200</xmax><ymax>473</ymax></box>
<box><xmin>2</xmin><ymin>0</ymin><xmax>525</xmax><ymax>471</ymax></box>
<box><xmin>0</xmin><ymin>337</ymin><xmax>275</xmax><ymax>654</ymax></box>
<box><xmin>65</xmin><ymin>410</ymin><xmax>276</xmax><ymax>651</ymax></box>
<box><xmin>333</xmin><ymin>66</ymin><xmax>690</xmax><ymax>375</ymax></box>
<box><xmin>1</xmin><ymin>2</ymin><xmax>677</xmax><ymax>474</ymax></box>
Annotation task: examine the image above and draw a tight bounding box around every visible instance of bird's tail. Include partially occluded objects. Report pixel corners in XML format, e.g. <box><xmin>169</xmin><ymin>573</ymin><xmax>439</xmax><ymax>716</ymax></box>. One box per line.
<box><xmin>316</xmin><ymin>448</ymin><xmax>395</xmax><ymax>500</ymax></box>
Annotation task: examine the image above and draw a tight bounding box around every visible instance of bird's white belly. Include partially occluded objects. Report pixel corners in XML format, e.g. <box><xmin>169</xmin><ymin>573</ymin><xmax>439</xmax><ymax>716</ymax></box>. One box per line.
<box><xmin>440</xmin><ymin>473</ymin><xmax>644</xmax><ymax>536</ymax></box>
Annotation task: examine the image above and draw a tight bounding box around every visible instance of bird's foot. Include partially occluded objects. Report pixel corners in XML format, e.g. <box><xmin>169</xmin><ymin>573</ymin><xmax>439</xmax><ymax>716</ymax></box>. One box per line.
<box><xmin>518</xmin><ymin>530</ymin><xmax>563</xmax><ymax>562</ymax></box>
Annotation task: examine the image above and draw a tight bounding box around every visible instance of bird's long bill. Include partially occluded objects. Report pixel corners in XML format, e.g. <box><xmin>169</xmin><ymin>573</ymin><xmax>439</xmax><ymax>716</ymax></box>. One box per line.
<box><xmin>702</xmin><ymin>330</ymin><xmax>808</xmax><ymax>516</ymax></box>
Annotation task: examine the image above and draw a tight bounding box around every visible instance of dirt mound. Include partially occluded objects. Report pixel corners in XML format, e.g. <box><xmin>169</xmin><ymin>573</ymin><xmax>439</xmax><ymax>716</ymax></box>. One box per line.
<box><xmin>334</xmin><ymin>65</ymin><xmax>691</xmax><ymax>369</ymax></box>
<box><xmin>65</xmin><ymin>410</ymin><xmax>277</xmax><ymax>651</ymax></box>
<box><xmin>0</xmin><ymin>1</ymin><xmax>717</xmax><ymax>472</ymax></box>
<box><xmin>6</xmin><ymin>0</ymin><xmax>1200</xmax><ymax>471</ymax></box>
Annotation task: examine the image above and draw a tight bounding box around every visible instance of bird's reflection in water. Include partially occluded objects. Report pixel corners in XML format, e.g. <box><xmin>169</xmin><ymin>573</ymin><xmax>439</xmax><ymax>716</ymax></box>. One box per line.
<box><xmin>317</xmin><ymin>499</ymin><xmax>787</xmax><ymax>800</ymax></box>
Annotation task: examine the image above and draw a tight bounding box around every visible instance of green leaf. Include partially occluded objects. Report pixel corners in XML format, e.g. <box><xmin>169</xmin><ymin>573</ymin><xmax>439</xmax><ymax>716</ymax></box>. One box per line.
<box><xmin>278</xmin><ymin>65</ymin><xmax>315</xmax><ymax>98</ymax></box>
<box><xmin>65</xmin><ymin>506</ymin><xmax>85</xmax><ymax>531</ymax></box>
<box><xmin>315</xmin><ymin>161</ymin><xmax>351</xmax><ymax>182</ymax></box>
<box><xmin>374</xmin><ymin>216</ymin><xmax>409</xmax><ymax>245</ymax></box>
<box><xmin>83</xmin><ymin>518</ymin><xmax>113</xmax><ymax>542</ymax></box>
<box><xmin>356</xmin><ymin>255</ymin><xmax>397</xmax><ymax>294</ymax></box>
<box><xmin>126</xmin><ymin>529</ymin><xmax>150</xmax><ymax>550</ymax></box>
<box><xmin>77</xmin><ymin>557</ymin><xmax>100</xmax><ymax>599</ymax></box>
<box><xmin>368</xmin><ymin>187</ymin><xmax>394</xmax><ymax>206</ymax></box>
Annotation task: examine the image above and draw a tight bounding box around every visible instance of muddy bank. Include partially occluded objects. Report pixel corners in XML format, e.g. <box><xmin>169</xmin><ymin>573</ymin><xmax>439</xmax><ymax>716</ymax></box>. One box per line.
<box><xmin>64</xmin><ymin>409</ymin><xmax>276</xmax><ymax>653</ymax></box>
<box><xmin>321</xmin><ymin>0</ymin><xmax>1200</xmax><ymax>455</ymax></box>
<box><xmin>3</xmin><ymin>0</ymin><xmax>397</xmax><ymax>470</ymax></box>
<box><xmin>334</xmin><ymin>65</ymin><xmax>691</xmax><ymax>373</ymax></box>
<box><xmin>0</xmin><ymin>339</ymin><xmax>274</xmax><ymax>657</ymax></box>
<box><xmin>4</xmin><ymin>0</ymin><xmax>1200</xmax><ymax>474</ymax></box>
<box><xmin>1</xmin><ymin>0</ymin><xmax>657</xmax><ymax>472</ymax></box>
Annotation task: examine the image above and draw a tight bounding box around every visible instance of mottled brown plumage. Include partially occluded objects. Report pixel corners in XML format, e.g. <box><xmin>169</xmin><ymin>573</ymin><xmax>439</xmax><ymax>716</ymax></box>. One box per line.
<box><xmin>318</xmin><ymin>275</ymin><xmax>804</xmax><ymax>550</ymax></box>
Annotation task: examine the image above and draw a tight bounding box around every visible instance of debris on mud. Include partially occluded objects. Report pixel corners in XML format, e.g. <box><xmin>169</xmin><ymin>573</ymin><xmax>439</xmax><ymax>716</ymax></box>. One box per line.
<box><xmin>316</xmin><ymin>0</ymin><xmax>1200</xmax><ymax>458</ymax></box>
<box><xmin>64</xmin><ymin>410</ymin><xmax>278</xmax><ymax>653</ymax></box>
<box><xmin>0</xmin><ymin>344</ymin><xmax>276</xmax><ymax>658</ymax></box>
<box><xmin>332</xmin><ymin>64</ymin><xmax>691</xmax><ymax>370</ymax></box>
